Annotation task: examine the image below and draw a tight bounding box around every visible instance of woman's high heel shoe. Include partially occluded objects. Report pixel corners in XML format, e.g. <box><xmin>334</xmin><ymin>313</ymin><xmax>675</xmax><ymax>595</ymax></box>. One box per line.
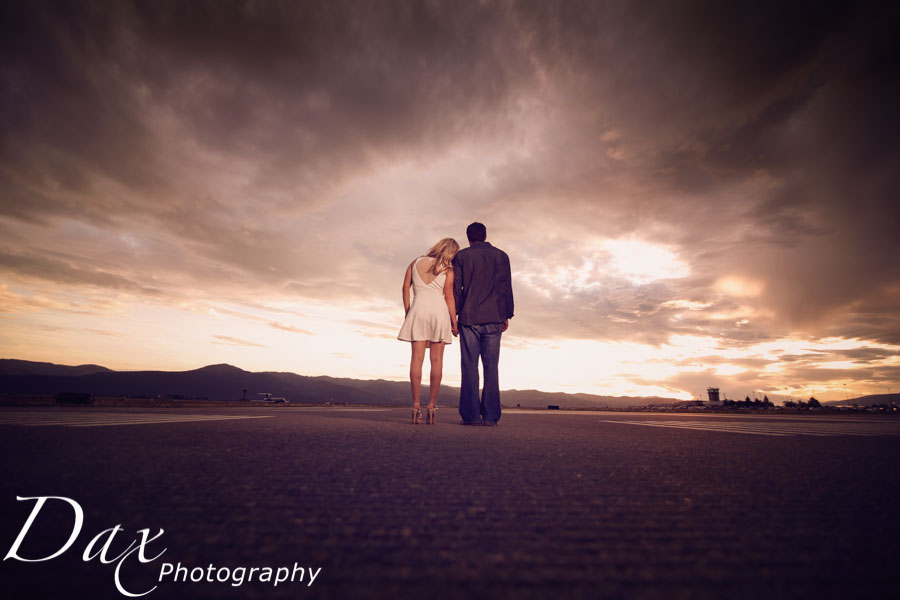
<box><xmin>426</xmin><ymin>407</ymin><xmax>436</xmax><ymax>424</ymax></box>
<box><xmin>411</xmin><ymin>406</ymin><xmax>422</xmax><ymax>424</ymax></box>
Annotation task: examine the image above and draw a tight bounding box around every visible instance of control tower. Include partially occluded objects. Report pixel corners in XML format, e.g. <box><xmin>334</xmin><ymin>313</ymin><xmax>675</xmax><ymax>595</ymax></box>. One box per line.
<box><xmin>707</xmin><ymin>387</ymin><xmax>721</xmax><ymax>405</ymax></box>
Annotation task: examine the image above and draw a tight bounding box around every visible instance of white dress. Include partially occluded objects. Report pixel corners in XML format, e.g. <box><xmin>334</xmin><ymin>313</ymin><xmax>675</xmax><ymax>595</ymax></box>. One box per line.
<box><xmin>397</xmin><ymin>257</ymin><xmax>453</xmax><ymax>344</ymax></box>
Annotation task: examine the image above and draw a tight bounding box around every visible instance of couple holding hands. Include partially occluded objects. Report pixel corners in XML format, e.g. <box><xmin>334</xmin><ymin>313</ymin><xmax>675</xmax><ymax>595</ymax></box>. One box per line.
<box><xmin>398</xmin><ymin>222</ymin><xmax>514</xmax><ymax>426</ymax></box>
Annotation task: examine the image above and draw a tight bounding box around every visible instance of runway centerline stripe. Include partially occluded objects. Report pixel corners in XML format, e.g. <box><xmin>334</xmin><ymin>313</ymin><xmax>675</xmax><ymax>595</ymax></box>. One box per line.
<box><xmin>603</xmin><ymin>421</ymin><xmax>793</xmax><ymax>437</ymax></box>
<box><xmin>0</xmin><ymin>412</ymin><xmax>273</xmax><ymax>427</ymax></box>
<box><xmin>602</xmin><ymin>420</ymin><xmax>900</xmax><ymax>437</ymax></box>
<box><xmin>604</xmin><ymin>420</ymin><xmax>900</xmax><ymax>436</ymax></box>
<box><xmin>623</xmin><ymin>421</ymin><xmax>876</xmax><ymax>436</ymax></box>
<box><xmin>71</xmin><ymin>416</ymin><xmax>274</xmax><ymax>427</ymax></box>
<box><xmin>638</xmin><ymin>422</ymin><xmax>845</xmax><ymax>436</ymax></box>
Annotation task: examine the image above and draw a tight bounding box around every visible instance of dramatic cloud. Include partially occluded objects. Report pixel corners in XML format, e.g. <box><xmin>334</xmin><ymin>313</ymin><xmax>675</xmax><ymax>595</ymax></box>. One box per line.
<box><xmin>2</xmin><ymin>1</ymin><xmax>898</xmax><ymax>399</ymax></box>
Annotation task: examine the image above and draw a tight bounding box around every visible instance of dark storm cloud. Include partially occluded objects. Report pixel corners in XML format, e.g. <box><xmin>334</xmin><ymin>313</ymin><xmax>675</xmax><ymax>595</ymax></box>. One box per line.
<box><xmin>1</xmin><ymin>0</ymin><xmax>551</xmax><ymax>308</ymax></box>
<box><xmin>0</xmin><ymin>246</ymin><xmax>164</xmax><ymax>296</ymax></box>
<box><xmin>832</xmin><ymin>300</ymin><xmax>900</xmax><ymax>346</ymax></box>
<box><xmin>1</xmin><ymin>0</ymin><xmax>533</xmax><ymax>214</ymax></box>
<box><xmin>518</xmin><ymin>0</ymin><xmax>898</xmax><ymax>347</ymax></box>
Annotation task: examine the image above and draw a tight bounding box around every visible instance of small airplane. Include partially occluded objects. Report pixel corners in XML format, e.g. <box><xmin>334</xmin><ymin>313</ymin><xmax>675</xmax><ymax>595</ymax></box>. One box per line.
<box><xmin>255</xmin><ymin>392</ymin><xmax>287</xmax><ymax>403</ymax></box>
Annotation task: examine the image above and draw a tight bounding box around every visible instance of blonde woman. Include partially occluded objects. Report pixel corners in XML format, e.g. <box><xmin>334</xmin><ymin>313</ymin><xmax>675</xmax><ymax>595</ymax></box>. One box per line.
<box><xmin>398</xmin><ymin>238</ymin><xmax>460</xmax><ymax>424</ymax></box>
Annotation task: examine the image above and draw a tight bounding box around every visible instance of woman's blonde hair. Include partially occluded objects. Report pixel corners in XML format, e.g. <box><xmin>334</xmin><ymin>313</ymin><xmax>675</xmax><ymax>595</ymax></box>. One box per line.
<box><xmin>425</xmin><ymin>238</ymin><xmax>460</xmax><ymax>275</ymax></box>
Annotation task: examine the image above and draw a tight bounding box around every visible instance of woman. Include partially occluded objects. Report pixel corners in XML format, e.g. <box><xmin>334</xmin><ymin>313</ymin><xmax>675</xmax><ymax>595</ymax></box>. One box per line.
<box><xmin>398</xmin><ymin>238</ymin><xmax>460</xmax><ymax>424</ymax></box>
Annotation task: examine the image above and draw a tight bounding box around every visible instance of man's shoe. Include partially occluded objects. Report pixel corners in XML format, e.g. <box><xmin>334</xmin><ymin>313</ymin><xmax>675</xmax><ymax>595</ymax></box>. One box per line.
<box><xmin>459</xmin><ymin>420</ymin><xmax>482</xmax><ymax>426</ymax></box>
<box><xmin>483</xmin><ymin>421</ymin><xmax>498</xmax><ymax>426</ymax></box>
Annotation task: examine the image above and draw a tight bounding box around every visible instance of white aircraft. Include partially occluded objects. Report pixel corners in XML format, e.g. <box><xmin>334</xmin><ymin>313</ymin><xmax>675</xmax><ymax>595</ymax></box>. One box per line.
<box><xmin>255</xmin><ymin>392</ymin><xmax>287</xmax><ymax>403</ymax></box>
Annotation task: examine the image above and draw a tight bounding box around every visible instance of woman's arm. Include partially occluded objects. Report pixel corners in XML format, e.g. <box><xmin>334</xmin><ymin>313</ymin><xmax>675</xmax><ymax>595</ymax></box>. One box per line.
<box><xmin>402</xmin><ymin>262</ymin><xmax>413</xmax><ymax>315</ymax></box>
<box><xmin>443</xmin><ymin>268</ymin><xmax>458</xmax><ymax>336</ymax></box>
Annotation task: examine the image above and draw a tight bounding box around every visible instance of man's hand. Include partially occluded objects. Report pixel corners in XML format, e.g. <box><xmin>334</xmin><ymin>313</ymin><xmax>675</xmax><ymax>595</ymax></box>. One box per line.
<box><xmin>501</xmin><ymin>319</ymin><xmax>509</xmax><ymax>332</ymax></box>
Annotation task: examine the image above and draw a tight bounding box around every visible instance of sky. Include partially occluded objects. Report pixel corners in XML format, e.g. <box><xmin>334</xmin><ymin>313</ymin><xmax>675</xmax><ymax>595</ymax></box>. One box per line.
<box><xmin>1</xmin><ymin>0</ymin><xmax>899</xmax><ymax>401</ymax></box>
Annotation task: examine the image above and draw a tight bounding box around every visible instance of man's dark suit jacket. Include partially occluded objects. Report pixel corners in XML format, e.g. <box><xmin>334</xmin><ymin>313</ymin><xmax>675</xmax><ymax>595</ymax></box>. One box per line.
<box><xmin>452</xmin><ymin>242</ymin><xmax>514</xmax><ymax>326</ymax></box>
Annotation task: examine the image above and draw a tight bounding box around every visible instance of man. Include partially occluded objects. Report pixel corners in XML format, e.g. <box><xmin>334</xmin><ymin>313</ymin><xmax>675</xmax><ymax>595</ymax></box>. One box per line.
<box><xmin>452</xmin><ymin>222</ymin><xmax>514</xmax><ymax>426</ymax></box>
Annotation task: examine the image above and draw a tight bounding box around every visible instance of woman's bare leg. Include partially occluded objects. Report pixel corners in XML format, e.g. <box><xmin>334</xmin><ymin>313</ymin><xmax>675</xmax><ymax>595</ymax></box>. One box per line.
<box><xmin>427</xmin><ymin>342</ymin><xmax>445</xmax><ymax>409</ymax></box>
<box><xmin>409</xmin><ymin>341</ymin><xmax>427</xmax><ymax>410</ymax></box>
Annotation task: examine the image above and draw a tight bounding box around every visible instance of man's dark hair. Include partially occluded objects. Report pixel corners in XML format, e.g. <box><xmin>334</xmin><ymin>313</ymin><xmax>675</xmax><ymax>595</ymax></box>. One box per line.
<box><xmin>466</xmin><ymin>222</ymin><xmax>487</xmax><ymax>242</ymax></box>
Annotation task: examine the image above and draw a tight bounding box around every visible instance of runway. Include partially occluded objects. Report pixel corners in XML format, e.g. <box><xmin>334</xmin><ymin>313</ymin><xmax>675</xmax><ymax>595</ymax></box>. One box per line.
<box><xmin>1</xmin><ymin>406</ymin><xmax>898</xmax><ymax>599</ymax></box>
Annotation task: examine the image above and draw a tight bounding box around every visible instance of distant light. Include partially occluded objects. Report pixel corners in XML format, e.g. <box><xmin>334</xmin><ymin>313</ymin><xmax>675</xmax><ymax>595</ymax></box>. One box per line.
<box><xmin>601</xmin><ymin>238</ymin><xmax>690</xmax><ymax>285</ymax></box>
<box><xmin>716</xmin><ymin>276</ymin><xmax>764</xmax><ymax>297</ymax></box>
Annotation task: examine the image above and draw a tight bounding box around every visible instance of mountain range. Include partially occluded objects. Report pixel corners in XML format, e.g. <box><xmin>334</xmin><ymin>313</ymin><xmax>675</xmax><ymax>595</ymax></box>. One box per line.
<box><xmin>821</xmin><ymin>394</ymin><xmax>898</xmax><ymax>408</ymax></box>
<box><xmin>0</xmin><ymin>359</ymin><xmax>680</xmax><ymax>408</ymax></box>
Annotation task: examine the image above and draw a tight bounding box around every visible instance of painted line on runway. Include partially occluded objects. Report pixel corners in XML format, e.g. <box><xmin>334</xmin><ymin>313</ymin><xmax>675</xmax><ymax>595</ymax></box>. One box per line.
<box><xmin>623</xmin><ymin>421</ymin><xmax>889</xmax><ymax>436</ymax></box>
<box><xmin>289</xmin><ymin>408</ymin><xmax>391</xmax><ymax>412</ymax></box>
<box><xmin>0</xmin><ymin>412</ymin><xmax>273</xmax><ymax>427</ymax></box>
<box><xmin>601</xmin><ymin>420</ymin><xmax>900</xmax><ymax>437</ymax></box>
<box><xmin>604</xmin><ymin>420</ymin><xmax>793</xmax><ymax>437</ymax></box>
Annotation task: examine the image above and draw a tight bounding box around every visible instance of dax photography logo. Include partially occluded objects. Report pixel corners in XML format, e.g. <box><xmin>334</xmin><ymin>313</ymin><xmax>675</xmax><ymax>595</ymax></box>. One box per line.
<box><xmin>4</xmin><ymin>496</ymin><xmax>322</xmax><ymax>597</ymax></box>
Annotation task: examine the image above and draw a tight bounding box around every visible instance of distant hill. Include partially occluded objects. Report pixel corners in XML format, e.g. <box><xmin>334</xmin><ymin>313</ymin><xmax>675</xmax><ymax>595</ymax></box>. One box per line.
<box><xmin>501</xmin><ymin>389</ymin><xmax>681</xmax><ymax>409</ymax></box>
<box><xmin>0</xmin><ymin>359</ymin><xmax>112</xmax><ymax>377</ymax></box>
<box><xmin>822</xmin><ymin>394</ymin><xmax>898</xmax><ymax>407</ymax></box>
<box><xmin>0</xmin><ymin>362</ymin><xmax>374</xmax><ymax>404</ymax></box>
<box><xmin>0</xmin><ymin>359</ymin><xmax>680</xmax><ymax>408</ymax></box>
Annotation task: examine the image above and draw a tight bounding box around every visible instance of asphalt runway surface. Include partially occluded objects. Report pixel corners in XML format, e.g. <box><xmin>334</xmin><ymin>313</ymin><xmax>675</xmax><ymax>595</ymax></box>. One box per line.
<box><xmin>1</xmin><ymin>406</ymin><xmax>898</xmax><ymax>600</ymax></box>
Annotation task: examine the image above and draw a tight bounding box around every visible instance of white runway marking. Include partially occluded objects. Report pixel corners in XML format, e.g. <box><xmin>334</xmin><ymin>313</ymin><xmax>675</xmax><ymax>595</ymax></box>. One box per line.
<box><xmin>0</xmin><ymin>411</ymin><xmax>273</xmax><ymax>428</ymax></box>
<box><xmin>602</xmin><ymin>419</ymin><xmax>900</xmax><ymax>437</ymax></box>
<box><xmin>288</xmin><ymin>407</ymin><xmax>391</xmax><ymax>412</ymax></box>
